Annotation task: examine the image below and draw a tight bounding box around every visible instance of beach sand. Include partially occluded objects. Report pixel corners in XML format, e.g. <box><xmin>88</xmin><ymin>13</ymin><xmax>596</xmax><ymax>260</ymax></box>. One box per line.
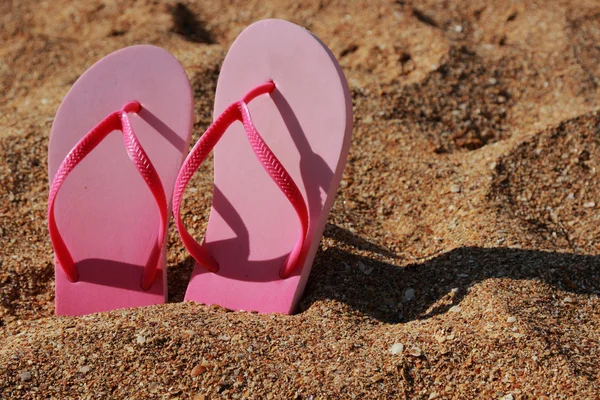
<box><xmin>2</xmin><ymin>0</ymin><xmax>600</xmax><ymax>398</ymax></box>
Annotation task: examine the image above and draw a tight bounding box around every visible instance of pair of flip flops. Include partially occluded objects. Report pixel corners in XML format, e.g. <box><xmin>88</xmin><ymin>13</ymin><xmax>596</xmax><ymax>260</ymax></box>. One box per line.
<box><xmin>48</xmin><ymin>19</ymin><xmax>353</xmax><ymax>316</ymax></box>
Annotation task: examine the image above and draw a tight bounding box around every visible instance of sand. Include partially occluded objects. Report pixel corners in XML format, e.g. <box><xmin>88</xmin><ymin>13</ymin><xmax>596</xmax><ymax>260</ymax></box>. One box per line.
<box><xmin>2</xmin><ymin>0</ymin><xmax>600</xmax><ymax>398</ymax></box>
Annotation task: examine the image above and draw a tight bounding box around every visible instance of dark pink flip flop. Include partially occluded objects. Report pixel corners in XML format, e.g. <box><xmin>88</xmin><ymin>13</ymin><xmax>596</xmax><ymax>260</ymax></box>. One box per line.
<box><xmin>48</xmin><ymin>45</ymin><xmax>193</xmax><ymax>315</ymax></box>
<box><xmin>172</xmin><ymin>19</ymin><xmax>353</xmax><ymax>314</ymax></box>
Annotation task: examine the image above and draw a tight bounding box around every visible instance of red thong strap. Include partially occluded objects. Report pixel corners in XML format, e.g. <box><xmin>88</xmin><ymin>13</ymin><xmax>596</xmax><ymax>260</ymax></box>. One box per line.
<box><xmin>172</xmin><ymin>82</ymin><xmax>309</xmax><ymax>279</ymax></box>
<box><xmin>48</xmin><ymin>101</ymin><xmax>168</xmax><ymax>290</ymax></box>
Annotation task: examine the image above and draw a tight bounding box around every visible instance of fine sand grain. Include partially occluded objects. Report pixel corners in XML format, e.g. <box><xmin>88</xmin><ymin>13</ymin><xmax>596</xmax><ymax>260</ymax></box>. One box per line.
<box><xmin>2</xmin><ymin>0</ymin><xmax>600</xmax><ymax>398</ymax></box>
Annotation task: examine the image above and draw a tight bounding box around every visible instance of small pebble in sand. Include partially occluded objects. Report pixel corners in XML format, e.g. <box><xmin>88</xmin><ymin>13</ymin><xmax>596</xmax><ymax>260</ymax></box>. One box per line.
<box><xmin>79</xmin><ymin>365</ymin><xmax>91</xmax><ymax>374</ymax></box>
<box><xmin>507</xmin><ymin>316</ymin><xmax>516</xmax><ymax>323</ymax></box>
<box><xmin>362</xmin><ymin>115</ymin><xmax>373</xmax><ymax>124</ymax></box>
<box><xmin>191</xmin><ymin>364</ymin><xmax>207</xmax><ymax>377</ymax></box>
<box><xmin>501</xmin><ymin>394</ymin><xmax>514</xmax><ymax>400</ymax></box>
<box><xmin>408</xmin><ymin>346</ymin><xmax>422</xmax><ymax>357</ymax></box>
<box><xmin>563</xmin><ymin>296</ymin><xmax>573</xmax><ymax>303</ymax></box>
<box><xmin>450</xmin><ymin>184</ymin><xmax>461</xmax><ymax>193</ymax></box>
<box><xmin>583</xmin><ymin>201</ymin><xmax>595</xmax><ymax>208</ymax></box>
<box><xmin>449</xmin><ymin>306</ymin><xmax>462</xmax><ymax>313</ymax></box>
<box><xmin>19</xmin><ymin>371</ymin><xmax>32</xmax><ymax>382</ymax></box>
<box><xmin>358</xmin><ymin>261</ymin><xmax>374</xmax><ymax>275</ymax></box>
<box><xmin>390</xmin><ymin>343</ymin><xmax>404</xmax><ymax>355</ymax></box>
<box><xmin>136</xmin><ymin>334</ymin><xmax>146</xmax><ymax>344</ymax></box>
<box><xmin>404</xmin><ymin>288</ymin><xmax>415</xmax><ymax>301</ymax></box>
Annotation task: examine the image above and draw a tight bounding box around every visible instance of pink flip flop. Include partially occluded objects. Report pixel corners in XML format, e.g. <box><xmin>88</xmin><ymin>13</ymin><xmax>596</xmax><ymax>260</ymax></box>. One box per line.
<box><xmin>172</xmin><ymin>19</ymin><xmax>353</xmax><ymax>314</ymax></box>
<box><xmin>48</xmin><ymin>45</ymin><xmax>193</xmax><ymax>316</ymax></box>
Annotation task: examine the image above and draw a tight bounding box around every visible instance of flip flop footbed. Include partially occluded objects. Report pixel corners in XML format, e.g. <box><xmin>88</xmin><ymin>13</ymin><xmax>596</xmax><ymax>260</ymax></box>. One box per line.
<box><xmin>184</xmin><ymin>19</ymin><xmax>353</xmax><ymax>313</ymax></box>
<box><xmin>49</xmin><ymin>45</ymin><xmax>193</xmax><ymax>315</ymax></box>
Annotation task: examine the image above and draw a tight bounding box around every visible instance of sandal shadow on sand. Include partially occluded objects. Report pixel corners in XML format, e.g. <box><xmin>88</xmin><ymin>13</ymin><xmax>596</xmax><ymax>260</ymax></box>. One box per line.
<box><xmin>48</xmin><ymin>45</ymin><xmax>193</xmax><ymax>316</ymax></box>
<box><xmin>172</xmin><ymin>19</ymin><xmax>353</xmax><ymax>314</ymax></box>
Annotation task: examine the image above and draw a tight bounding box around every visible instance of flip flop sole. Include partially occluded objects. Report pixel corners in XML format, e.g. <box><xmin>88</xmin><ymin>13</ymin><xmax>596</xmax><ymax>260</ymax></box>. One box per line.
<box><xmin>49</xmin><ymin>45</ymin><xmax>193</xmax><ymax>315</ymax></box>
<box><xmin>184</xmin><ymin>20</ymin><xmax>353</xmax><ymax>313</ymax></box>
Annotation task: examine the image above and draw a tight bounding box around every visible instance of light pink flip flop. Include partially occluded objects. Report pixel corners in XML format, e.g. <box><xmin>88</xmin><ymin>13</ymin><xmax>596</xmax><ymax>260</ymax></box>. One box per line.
<box><xmin>48</xmin><ymin>45</ymin><xmax>193</xmax><ymax>316</ymax></box>
<box><xmin>172</xmin><ymin>19</ymin><xmax>353</xmax><ymax>314</ymax></box>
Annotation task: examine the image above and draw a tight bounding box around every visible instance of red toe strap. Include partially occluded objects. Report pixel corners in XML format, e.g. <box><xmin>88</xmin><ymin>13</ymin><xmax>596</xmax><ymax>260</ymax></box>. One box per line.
<box><xmin>172</xmin><ymin>82</ymin><xmax>309</xmax><ymax>279</ymax></box>
<box><xmin>48</xmin><ymin>101</ymin><xmax>168</xmax><ymax>290</ymax></box>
